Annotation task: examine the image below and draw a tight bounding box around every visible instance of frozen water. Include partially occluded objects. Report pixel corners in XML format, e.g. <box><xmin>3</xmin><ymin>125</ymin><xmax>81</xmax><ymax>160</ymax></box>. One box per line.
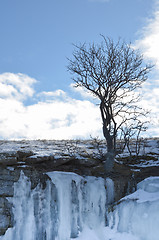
<box><xmin>1</xmin><ymin>171</ymin><xmax>159</xmax><ymax>240</ymax></box>
<box><xmin>1</xmin><ymin>171</ymin><xmax>59</xmax><ymax>240</ymax></box>
<box><xmin>0</xmin><ymin>171</ymin><xmax>114</xmax><ymax>240</ymax></box>
<box><xmin>47</xmin><ymin>172</ymin><xmax>109</xmax><ymax>239</ymax></box>
<box><xmin>108</xmin><ymin>177</ymin><xmax>159</xmax><ymax>240</ymax></box>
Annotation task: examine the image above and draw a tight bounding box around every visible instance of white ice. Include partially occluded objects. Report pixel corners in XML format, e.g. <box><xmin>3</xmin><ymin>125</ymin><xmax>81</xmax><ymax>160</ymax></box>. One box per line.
<box><xmin>1</xmin><ymin>172</ymin><xmax>159</xmax><ymax>240</ymax></box>
<box><xmin>0</xmin><ymin>171</ymin><xmax>113</xmax><ymax>240</ymax></box>
<box><xmin>108</xmin><ymin>176</ymin><xmax>159</xmax><ymax>240</ymax></box>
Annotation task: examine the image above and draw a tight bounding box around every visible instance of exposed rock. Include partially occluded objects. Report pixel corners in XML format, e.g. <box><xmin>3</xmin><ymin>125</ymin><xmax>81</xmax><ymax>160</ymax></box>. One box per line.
<box><xmin>0</xmin><ymin>198</ymin><xmax>13</xmax><ymax>235</ymax></box>
<box><xmin>0</xmin><ymin>152</ymin><xmax>17</xmax><ymax>165</ymax></box>
<box><xmin>0</xmin><ymin>168</ymin><xmax>20</xmax><ymax>197</ymax></box>
<box><xmin>0</xmin><ymin>167</ymin><xmax>19</xmax><ymax>235</ymax></box>
<box><xmin>16</xmin><ymin>150</ymin><xmax>34</xmax><ymax>163</ymax></box>
<box><xmin>25</xmin><ymin>154</ymin><xmax>74</xmax><ymax>168</ymax></box>
<box><xmin>0</xmin><ymin>165</ymin><xmax>52</xmax><ymax>236</ymax></box>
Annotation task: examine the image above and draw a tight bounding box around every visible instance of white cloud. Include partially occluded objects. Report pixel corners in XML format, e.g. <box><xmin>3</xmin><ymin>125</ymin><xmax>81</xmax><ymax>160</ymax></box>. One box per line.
<box><xmin>70</xmin><ymin>83</ymin><xmax>97</xmax><ymax>101</ymax></box>
<box><xmin>135</xmin><ymin>2</ymin><xmax>159</xmax><ymax>68</ymax></box>
<box><xmin>133</xmin><ymin>0</ymin><xmax>159</xmax><ymax>137</ymax></box>
<box><xmin>140</xmin><ymin>80</ymin><xmax>159</xmax><ymax>113</ymax></box>
<box><xmin>0</xmin><ymin>71</ymin><xmax>159</xmax><ymax>140</ymax></box>
<box><xmin>0</xmin><ymin>73</ymin><xmax>102</xmax><ymax>140</ymax></box>
<box><xmin>23</xmin><ymin>100</ymin><xmax>101</xmax><ymax>139</ymax></box>
<box><xmin>0</xmin><ymin>73</ymin><xmax>36</xmax><ymax>101</ymax></box>
<box><xmin>37</xmin><ymin>89</ymin><xmax>68</xmax><ymax>103</ymax></box>
<box><xmin>38</xmin><ymin>89</ymin><xmax>67</xmax><ymax>98</ymax></box>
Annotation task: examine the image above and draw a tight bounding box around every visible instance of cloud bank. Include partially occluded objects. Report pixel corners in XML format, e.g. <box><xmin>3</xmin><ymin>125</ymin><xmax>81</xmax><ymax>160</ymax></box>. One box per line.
<box><xmin>0</xmin><ymin>73</ymin><xmax>102</xmax><ymax>140</ymax></box>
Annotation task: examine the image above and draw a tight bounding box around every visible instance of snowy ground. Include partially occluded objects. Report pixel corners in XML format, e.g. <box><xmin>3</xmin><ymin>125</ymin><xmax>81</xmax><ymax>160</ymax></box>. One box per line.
<box><xmin>0</xmin><ymin>138</ymin><xmax>159</xmax><ymax>166</ymax></box>
<box><xmin>116</xmin><ymin>138</ymin><xmax>159</xmax><ymax>168</ymax></box>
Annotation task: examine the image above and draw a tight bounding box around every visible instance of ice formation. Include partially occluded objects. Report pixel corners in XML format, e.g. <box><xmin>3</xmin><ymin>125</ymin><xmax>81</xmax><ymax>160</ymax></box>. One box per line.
<box><xmin>108</xmin><ymin>176</ymin><xmax>159</xmax><ymax>240</ymax></box>
<box><xmin>0</xmin><ymin>171</ymin><xmax>114</xmax><ymax>240</ymax></box>
<box><xmin>1</xmin><ymin>171</ymin><xmax>159</xmax><ymax>240</ymax></box>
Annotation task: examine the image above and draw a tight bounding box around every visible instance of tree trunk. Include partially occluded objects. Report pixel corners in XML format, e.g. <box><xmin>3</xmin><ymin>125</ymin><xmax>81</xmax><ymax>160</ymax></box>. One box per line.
<box><xmin>104</xmin><ymin>151</ymin><xmax>115</xmax><ymax>174</ymax></box>
<box><xmin>103</xmin><ymin>124</ymin><xmax>114</xmax><ymax>153</ymax></box>
<box><xmin>102</xmin><ymin>124</ymin><xmax>115</xmax><ymax>173</ymax></box>
<box><xmin>100</xmin><ymin>102</ymin><xmax>115</xmax><ymax>172</ymax></box>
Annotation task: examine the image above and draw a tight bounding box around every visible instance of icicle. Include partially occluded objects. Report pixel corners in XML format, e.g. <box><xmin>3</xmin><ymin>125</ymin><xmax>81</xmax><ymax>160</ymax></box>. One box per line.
<box><xmin>0</xmin><ymin>171</ymin><xmax>114</xmax><ymax>240</ymax></box>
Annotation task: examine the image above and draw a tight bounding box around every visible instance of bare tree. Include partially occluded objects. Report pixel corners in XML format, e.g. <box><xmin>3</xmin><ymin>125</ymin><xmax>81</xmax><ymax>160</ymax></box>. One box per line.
<box><xmin>119</xmin><ymin>119</ymin><xmax>148</xmax><ymax>156</ymax></box>
<box><xmin>67</xmin><ymin>36</ymin><xmax>152</xmax><ymax>162</ymax></box>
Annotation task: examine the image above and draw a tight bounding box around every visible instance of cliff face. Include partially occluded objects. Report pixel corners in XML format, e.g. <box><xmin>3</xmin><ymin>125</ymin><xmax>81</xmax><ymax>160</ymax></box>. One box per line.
<box><xmin>0</xmin><ymin>167</ymin><xmax>48</xmax><ymax>235</ymax></box>
<box><xmin>0</xmin><ymin>168</ymin><xmax>113</xmax><ymax>238</ymax></box>
<box><xmin>0</xmin><ymin>139</ymin><xmax>159</xmax><ymax>236</ymax></box>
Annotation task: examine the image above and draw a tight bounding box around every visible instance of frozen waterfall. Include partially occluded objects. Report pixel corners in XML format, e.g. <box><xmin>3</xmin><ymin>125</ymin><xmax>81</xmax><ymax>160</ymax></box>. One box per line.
<box><xmin>0</xmin><ymin>171</ymin><xmax>114</xmax><ymax>240</ymax></box>
<box><xmin>1</xmin><ymin>171</ymin><xmax>159</xmax><ymax>240</ymax></box>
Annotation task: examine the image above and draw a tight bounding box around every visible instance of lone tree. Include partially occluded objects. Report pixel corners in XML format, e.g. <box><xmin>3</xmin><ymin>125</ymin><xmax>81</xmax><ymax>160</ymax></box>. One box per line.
<box><xmin>67</xmin><ymin>36</ymin><xmax>152</xmax><ymax>159</ymax></box>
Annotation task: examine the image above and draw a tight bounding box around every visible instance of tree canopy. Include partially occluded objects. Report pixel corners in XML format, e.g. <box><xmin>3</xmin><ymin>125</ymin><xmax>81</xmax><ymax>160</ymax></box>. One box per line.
<box><xmin>67</xmin><ymin>36</ymin><xmax>153</xmax><ymax>154</ymax></box>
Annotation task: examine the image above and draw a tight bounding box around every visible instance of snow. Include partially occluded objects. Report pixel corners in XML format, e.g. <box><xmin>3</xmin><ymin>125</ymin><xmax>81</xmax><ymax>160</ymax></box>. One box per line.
<box><xmin>121</xmin><ymin>177</ymin><xmax>159</xmax><ymax>203</ymax></box>
<box><xmin>115</xmin><ymin>138</ymin><xmax>159</xmax><ymax>169</ymax></box>
<box><xmin>0</xmin><ymin>139</ymin><xmax>107</xmax><ymax>163</ymax></box>
<box><xmin>0</xmin><ymin>138</ymin><xmax>159</xmax><ymax>169</ymax></box>
<box><xmin>107</xmin><ymin>177</ymin><xmax>159</xmax><ymax>240</ymax></box>
<box><xmin>74</xmin><ymin>227</ymin><xmax>140</xmax><ymax>240</ymax></box>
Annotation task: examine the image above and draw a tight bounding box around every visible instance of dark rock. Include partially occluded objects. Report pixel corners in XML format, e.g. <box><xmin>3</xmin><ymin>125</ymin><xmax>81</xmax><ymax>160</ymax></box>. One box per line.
<box><xmin>25</xmin><ymin>155</ymin><xmax>50</xmax><ymax>164</ymax></box>
<box><xmin>0</xmin><ymin>152</ymin><xmax>17</xmax><ymax>165</ymax></box>
<box><xmin>16</xmin><ymin>150</ymin><xmax>34</xmax><ymax>162</ymax></box>
<box><xmin>0</xmin><ymin>198</ymin><xmax>13</xmax><ymax>235</ymax></box>
<box><xmin>0</xmin><ymin>168</ymin><xmax>20</xmax><ymax>197</ymax></box>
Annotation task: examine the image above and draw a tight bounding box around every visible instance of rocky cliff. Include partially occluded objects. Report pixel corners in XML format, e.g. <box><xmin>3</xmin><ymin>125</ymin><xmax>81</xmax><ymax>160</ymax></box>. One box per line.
<box><xmin>0</xmin><ymin>139</ymin><xmax>159</xmax><ymax>236</ymax></box>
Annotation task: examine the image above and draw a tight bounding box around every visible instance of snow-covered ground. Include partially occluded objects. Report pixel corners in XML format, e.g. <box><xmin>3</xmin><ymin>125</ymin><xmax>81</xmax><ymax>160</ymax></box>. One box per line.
<box><xmin>0</xmin><ymin>139</ymin><xmax>105</xmax><ymax>160</ymax></box>
<box><xmin>116</xmin><ymin>138</ymin><xmax>159</xmax><ymax>169</ymax></box>
<box><xmin>0</xmin><ymin>138</ymin><xmax>159</xmax><ymax>167</ymax></box>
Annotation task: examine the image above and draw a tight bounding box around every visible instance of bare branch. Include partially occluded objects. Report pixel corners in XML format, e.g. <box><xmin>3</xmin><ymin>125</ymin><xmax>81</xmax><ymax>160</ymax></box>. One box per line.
<box><xmin>67</xmin><ymin>36</ymin><xmax>153</xmax><ymax>154</ymax></box>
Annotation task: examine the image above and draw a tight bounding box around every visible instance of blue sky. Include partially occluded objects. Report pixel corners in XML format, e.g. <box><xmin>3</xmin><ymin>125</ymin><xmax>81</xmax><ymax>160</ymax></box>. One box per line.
<box><xmin>0</xmin><ymin>0</ymin><xmax>159</xmax><ymax>139</ymax></box>
<box><xmin>0</xmin><ymin>0</ymin><xmax>154</xmax><ymax>93</ymax></box>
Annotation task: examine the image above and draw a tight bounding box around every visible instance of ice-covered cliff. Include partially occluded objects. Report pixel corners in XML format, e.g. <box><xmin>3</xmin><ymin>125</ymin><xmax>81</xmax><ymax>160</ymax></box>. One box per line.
<box><xmin>1</xmin><ymin>171</ymin><xmax>159</xmax><ymax>240</ymax></box>
<box><xmin>0</xmin><ymin>171</ymin><xmax>114</xmax><ymax>240</ymax></box>
<box><xmin>108</xmin><ymin>176</ymin><xmax>159</xmax><ymax>240</ymax></box>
